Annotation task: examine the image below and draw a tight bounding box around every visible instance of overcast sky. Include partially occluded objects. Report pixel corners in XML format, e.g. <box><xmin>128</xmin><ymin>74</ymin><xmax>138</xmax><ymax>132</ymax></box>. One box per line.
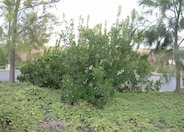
<box><xmin>48</xmin><ymin>0</ymin><xmax>138</xmax><ymax>45</ymax></box>
<box><xmin>59</xmin><ymin>0</ymin><xmax>137</xmax><ymax>25</ymax></box>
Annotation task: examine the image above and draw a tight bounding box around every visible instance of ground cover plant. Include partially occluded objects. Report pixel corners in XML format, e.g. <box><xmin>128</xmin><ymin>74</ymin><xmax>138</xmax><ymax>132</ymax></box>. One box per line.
<box><xmin>0</xmin><ymin>82</ymin><xmax>184</xmax><ymax>131</ymax></box>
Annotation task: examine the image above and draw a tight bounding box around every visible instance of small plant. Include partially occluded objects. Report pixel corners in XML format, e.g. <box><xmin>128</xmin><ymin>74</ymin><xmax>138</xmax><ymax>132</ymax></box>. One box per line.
<box><xmin>144</xmin><ymin>79</ymin><xmax>163</xmax><ymax>92</ymax></box>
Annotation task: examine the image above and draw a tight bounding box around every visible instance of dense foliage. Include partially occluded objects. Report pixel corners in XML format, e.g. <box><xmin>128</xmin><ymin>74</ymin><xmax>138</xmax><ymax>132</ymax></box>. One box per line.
<box><xmin>18</xmin><ymin>17</ymin><xmax>152</xmax><ymax>107</ymax></box>
<box><xmin>18</xmin><ymin>47</ymin><xmax>65</xmax><ymax>89</ymax></box>
<box><xmin>0</xmin><ymin>83</ymin><xmax>184</xmax><ymax>131</ymax></box>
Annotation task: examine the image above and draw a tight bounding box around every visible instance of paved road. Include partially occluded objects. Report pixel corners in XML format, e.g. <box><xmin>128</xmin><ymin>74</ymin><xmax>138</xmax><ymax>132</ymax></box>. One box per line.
<box><xmin>149</xmin><ymin>75</ymin><xmax>183</xmax><ymax>91</ymax></box>
<box><xmin>0</xmin><ymin>71</ymin><xmax>183</xmax><ymax>91</ymax></box>
<box><xmin>0</xmin><ymin>70</ymin><xmax>21</xmax><ymax>81</ymax></box>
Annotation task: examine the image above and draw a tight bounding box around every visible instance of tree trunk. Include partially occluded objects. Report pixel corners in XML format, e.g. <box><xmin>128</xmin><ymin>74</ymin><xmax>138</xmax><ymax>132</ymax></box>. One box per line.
<box><xmin>9</xmin><ymin>49</ymin><xmax>15</xmax><ymax>83</ymax></box>
<box><xmin>174</xmin><ymin>39</ymin><xmax>181</xmax><ymax>93</ymax></box>
<box><xmin>175</xmin><ymin>55</ymin><xmax>181</xmax><ymax>93</ymax></box>
<box><xmin>174</xmin><ymin>36</ymin><xmax>181</xmax><ymax>93</ymax></box>
<box><xmin>9</xmin><ymin>0</ymin><xmax>20</xmax><ymax>83</ymax></box>
<box><xmin>173</xmin><ymin>0</ymin><xmax>182</xmax><ymax>93</ymax></box>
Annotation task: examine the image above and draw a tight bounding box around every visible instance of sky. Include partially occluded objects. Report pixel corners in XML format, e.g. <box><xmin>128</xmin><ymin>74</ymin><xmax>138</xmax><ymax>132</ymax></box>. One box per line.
<box><xmin>48</xmin><ymin>0</ymin><xmax>138</xmax><ymax>45</ymax></box>
<box><xmin>58</xmin><ymin>0</ymin><xmax>137</xmax><ymax>26</ymax></box>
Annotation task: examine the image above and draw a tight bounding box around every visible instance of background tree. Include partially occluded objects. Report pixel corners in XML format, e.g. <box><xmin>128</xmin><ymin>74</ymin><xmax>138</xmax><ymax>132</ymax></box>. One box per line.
<box><xmin>0</xmin><ymin>0</ymin><xmax>60</xmax><ymax>83</ymax></box>
<box><xmin>139</xmin><ymin>0</ymin><xmax>184</xmax><ymax>93</ymax></box>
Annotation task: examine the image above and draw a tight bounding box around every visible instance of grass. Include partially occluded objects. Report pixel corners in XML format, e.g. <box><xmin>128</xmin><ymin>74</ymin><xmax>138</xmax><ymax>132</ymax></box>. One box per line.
<box><xmin>0</xmin><ymin>82</ymin><xmax>184</xmax><ymax>131</ymax></box>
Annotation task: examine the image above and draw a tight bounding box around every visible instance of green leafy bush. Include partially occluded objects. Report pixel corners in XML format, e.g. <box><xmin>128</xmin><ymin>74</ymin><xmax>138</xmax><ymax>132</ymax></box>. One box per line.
<box><xmin>59</xmin><ymin>24</ymin><xmax>151</xmax><ymax>107</ymax></box>
<box><xmin>18</xmin><ymin>17</ymin><xmax>152</xmax><ymax>107</ymax></box>
<box><xmin>60</xmin><ymin>44</ymin><xmax>114</xmax><ymax>107</ymax></box>
<box><xmin>18</xmin><ymin>47</ymin><xmax>65</xmax><ymax>89</ymax></box>
<box><xmin>0</xmin><ymin>65</ymin><xmax>5</xmax><ymax>69</ymax></box>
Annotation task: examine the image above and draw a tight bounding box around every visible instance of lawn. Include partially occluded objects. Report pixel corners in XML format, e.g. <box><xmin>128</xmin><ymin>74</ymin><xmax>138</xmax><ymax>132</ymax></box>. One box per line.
<box><xmin>0</xmin><ymin>82</ymin><xmax>184</xmax><ymax>131</ymax></box>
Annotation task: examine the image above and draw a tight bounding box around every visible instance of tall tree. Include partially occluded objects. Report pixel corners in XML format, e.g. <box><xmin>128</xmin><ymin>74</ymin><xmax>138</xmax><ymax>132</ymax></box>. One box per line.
<box><xmin>0</xmin><ymin>0</ymin><xmax>60</xmax><ymax>83</ymax></box>
<box><xmin>139</xmin><ymin>0</ymin><xmax>184</xmax><ymax>93</ymax></box>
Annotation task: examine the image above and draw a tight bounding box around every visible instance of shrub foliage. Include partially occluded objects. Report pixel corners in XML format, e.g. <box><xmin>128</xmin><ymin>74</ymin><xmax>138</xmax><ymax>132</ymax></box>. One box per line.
<box><xmin>18</xmin><ymin>16</ymin><xmax>151</xmax><ymax>107</ymax></box>
<box><xmin>18</xmin><ymin>47</ymin><xmax>65</xmax><ymax>89</ymax></box>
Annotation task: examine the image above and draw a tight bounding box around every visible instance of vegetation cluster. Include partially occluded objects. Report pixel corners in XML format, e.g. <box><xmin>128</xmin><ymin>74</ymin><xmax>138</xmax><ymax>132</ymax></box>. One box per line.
<box><xmin>18</xmin><ymin>17</ymin><xmax>155</xmax><ymax>107</ymax></box>
<box><xmin>0</xmin><ymin>83</ymin><xmax>183</xmax><ymax>131</ymax></box>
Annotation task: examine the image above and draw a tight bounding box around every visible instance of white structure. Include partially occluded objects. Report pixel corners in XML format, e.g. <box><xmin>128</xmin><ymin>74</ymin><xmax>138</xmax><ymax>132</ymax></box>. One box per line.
<box><xmin>5</xmin><ymin>64</ymin><xmax>10</xmax><ymax>70</ymax></box>
<box><xmin>168</xmin><ymin>60</ymin><xmax>176</xmax><ymax>65</ymax></box>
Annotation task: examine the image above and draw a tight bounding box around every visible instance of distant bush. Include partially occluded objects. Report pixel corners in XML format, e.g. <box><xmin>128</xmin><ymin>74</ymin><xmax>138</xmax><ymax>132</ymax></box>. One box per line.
<box><xmin>18</xmin><ymin>17</ymin><xmax>153</xmax><ymax>107</ymax></box>
<box><xmin>0</xmin><ymin>65</ymin><xmax>5</xmax><ymax>69</ymax></box>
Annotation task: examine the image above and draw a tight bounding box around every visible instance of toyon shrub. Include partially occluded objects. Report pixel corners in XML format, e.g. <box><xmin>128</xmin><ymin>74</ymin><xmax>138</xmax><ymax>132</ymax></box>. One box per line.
<box><xmin>18</xmin><ymin>17</ymin><xmax>154</xmax><ymax>108</ymax></box>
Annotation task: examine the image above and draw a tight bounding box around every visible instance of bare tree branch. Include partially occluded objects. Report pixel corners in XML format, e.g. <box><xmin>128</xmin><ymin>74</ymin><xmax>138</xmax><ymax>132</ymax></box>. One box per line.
<box><xmin>179</xmin><ymin>38</ymin><xmax>184</xmax><ymax>46</ymax></box>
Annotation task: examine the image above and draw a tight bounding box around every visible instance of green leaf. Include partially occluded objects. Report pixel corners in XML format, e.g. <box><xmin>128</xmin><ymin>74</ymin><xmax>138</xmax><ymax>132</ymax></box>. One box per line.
<box><xmin>180</xmin><ymin>17</ymin><xmax>184</xmax><ymax>29</ymax></box>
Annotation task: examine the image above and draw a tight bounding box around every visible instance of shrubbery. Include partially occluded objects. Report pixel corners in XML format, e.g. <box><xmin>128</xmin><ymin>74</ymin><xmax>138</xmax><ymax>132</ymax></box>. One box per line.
<box><xmin>18</xmin><ymin>47</ymin><xmax>65</xmax><ymax>89</ymax></box>
<box><xmin>18</xmin><ymin>17</ymin><xmax>153</xmax><ymax>107</ymax></box>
